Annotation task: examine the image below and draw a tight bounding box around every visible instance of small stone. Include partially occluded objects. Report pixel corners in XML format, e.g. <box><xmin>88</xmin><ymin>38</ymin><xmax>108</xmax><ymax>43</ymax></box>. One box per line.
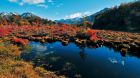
<box><xmin>121</xmin><ymin>48</ymin><xmax>128</xmax><ymax>53</ymax></box>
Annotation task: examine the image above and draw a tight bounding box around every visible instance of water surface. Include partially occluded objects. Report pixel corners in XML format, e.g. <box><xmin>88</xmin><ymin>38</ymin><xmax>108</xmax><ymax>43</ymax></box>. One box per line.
<box><xmin>21</xmin><ymin>41</ymin><xmax>140</xmax><ymax>78</ymax></box>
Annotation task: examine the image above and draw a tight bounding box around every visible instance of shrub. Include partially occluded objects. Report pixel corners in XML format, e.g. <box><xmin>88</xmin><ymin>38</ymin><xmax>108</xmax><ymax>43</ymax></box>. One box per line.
<box><xmin>0</xmin><ymin>27</ymin><xmax>9</xmax><ymax>37</ymax></box>
<box><xmin>86</xmin><ymin>28</ymin><xmax>99</xmax><ymax>41</ymax></box>
<box><xmin>13</xmin><ymin>37</ymin><xmax>29</xmax><ymax>46</ymax></box>
<box><xmin>0</xmin><ymin>45</ymin><xmax>20</xmax><ymax>59</ymax></box>
<box><xmin>0</xmin><ymin>44</ymin><xmax>65</xmax><ymax>78</ymax></box>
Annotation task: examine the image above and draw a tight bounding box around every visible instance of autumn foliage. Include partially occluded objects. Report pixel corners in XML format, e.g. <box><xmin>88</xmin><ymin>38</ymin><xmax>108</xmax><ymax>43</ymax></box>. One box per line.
<box><xmin>0</xmin><ymin>26</ymin><xmax>10</xmax><ymax>37</ymax></box>
<box><xmin>86</xmin><ymin>28</ymin><xmax>99</xmax><ymax>41</ymax></box>
<box><xmin>13</xmin><ymin>37</ymin><xmax>29</xmax><ymax>46</ymax></box>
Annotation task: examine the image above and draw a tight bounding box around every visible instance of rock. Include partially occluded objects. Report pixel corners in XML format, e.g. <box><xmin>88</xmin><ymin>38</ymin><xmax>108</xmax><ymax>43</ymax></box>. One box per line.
<box><xmin>61</xmin><ymin>40</ymin><xmax>69</xmax><ymax>46</ymax></box>
<box><xmin>75</xmin><ymin>39</ymin><xmax>86</xmax><ymax>46</ymax></box>
<box><xmin>118</xmin><ymin>44</ymin><xmax>130</xmax><ymax>49</ymax></box>
<box><xmin>121</xmin><ymin>48</ymin><xmax>128</xmax><ymax>53</ymax></box>
<box><xmin>40</xmin><ymin>39</ymin><xmax>45</xmax><ymax>43</ymax></box>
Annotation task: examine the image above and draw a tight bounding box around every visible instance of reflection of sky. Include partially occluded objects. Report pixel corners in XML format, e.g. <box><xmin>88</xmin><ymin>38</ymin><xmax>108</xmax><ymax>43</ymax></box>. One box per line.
<box><xmin>25</xmin><ymin>41</ymin><xmax>140</xmax><ymax>78</ymax></box>
<box><xmin>29</xmin><ymin>41</ymin><xmax>47</xmax><ymax>52</ymax></box>
<box><xmin>79</xmin><ymin>46</ymin><xmax>140</xmax><ymax>78</ymax></box>
<box><xmin>108</xmin><ymin>57</ymin><xmax>125</xmax><ymax>66</ymax></box>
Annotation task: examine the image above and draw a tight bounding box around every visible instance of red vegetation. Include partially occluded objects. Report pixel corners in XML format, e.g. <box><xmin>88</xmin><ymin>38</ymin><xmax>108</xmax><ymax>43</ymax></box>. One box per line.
<box><xmin>86</xmin><ymin>29</ymin><xmax>99</xmax><ymax>41</ymax></box>
<box><xmin>0</xmin><ymin>24</ymin><xmax>101</xmax><ymax>45</ymax></box>
<box><xmin>13</xmin><ymin>37</ymin><xmax>29</xmax><ymax>46</ymax></box>
<box><xmin>0</xmin><ymin>26</ymin><xmax>10</xmax><ymax>37</ymax></box>
<box><xmin>8</xmin><ymin>24</ymin><xmax>83</xmax><ymax>38</ymax></box>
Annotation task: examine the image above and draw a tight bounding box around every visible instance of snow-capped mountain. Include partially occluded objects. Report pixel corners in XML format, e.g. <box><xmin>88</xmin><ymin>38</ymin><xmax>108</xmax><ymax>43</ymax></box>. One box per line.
<box><xmin>55</xmin><ymin>8</ymin><xmax>109</xmax><ymax>24</ymax></box>
<box><xmin>0</xmin><ymin>12</ymin><xmax>55</xmax><ymax>26</ymax></box>
<box><xmin>0</xmin><ymin>12</ymin><xmax>18</xmax><ymax>16</ymax></box>
<box><xmin>21</xmin><ymin>12</ymin><xmax>39</xmax><ymax>18</ymax></box>
<box><xmin>56</xmin><ymin>17</ymin><xmax>83</xmax><ymax>24</ymax></box>
<box><xmin>0</xmin><ymin>12</ymin><xmax>41</xmax><ymax>20</ymax></box>
<box><xmin>0</xmin><ymin>12</ymin><xmax>9</xmax><ymax>16</ymax></box>
<box><xmin>0</xmin><ymin>12</ymin><xmax>19</xmax><ymax>20</ymax></box>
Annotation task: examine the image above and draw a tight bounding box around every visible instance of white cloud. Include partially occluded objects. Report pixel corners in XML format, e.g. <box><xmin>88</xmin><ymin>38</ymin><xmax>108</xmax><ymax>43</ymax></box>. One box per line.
<box><xmin>37</xmin><ymin>4</ymin><xmax>48</xmax><ymax>8</ymax></box>
<box><xmin>84</xmin><ymin>11</ymin><xmax>92</xmax><ymax>15</ymax></box>
<box><xmin>8</xmin><ymin>0</ymin><xmax>48</xmax><ymax>8</ymax></box>
<box><xmin>8</xmin><ymin>0</ymin><xmax>60</xmax><ymax>9</ymax></box>
<box><xmin>22</xmin><ymin>0</ymin><xmax>45</xmax><ymax>4</ymax></box>
<box><xmin>9</xmin><ymin>0</ymin><xmax>18</xmax><ymax>2</ymax></box>
<box><xmin>64</xmin><ymin>11</ymin><xmax>93</xmax><ymax>19</ymax></box>
<box><xmin>65</xmin><ymin>13</ymin><xmax>82</xmax><ymax>19</ymax></box>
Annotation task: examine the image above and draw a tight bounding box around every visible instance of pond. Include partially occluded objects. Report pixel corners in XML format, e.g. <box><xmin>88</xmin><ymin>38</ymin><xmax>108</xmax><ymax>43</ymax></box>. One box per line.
<box><xmin>21</xmin><ymin>41</ymin><xmax>140</xmax><ymax>78</ymax></box>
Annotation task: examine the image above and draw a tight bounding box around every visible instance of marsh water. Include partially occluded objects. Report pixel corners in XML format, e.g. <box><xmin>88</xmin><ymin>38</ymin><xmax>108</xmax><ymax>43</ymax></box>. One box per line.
<box><xmin>21</xmin><ymin>41</ymin><xmax>140</xmax><ymax>78</ymax></box>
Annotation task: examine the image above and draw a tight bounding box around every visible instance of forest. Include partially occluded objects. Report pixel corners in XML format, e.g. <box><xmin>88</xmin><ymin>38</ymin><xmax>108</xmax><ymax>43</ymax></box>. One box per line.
<box><xmin>94</xmin><ymin>1</ymin><xmax>140</xmax><ymax>32</ymax></box>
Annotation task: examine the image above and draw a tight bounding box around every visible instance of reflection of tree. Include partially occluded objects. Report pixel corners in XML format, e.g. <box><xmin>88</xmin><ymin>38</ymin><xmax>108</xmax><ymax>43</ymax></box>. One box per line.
<box><xmin>79</xmin><ymin>46</ymin><xmax>86</xmax><ymax>61</ymax></box>
<box><xmin>120</xmin><ymin>51</ymin><xmax>126</xmax><ymax>57</ymax></box>
<box><xmin>121</xmin><ymin>57</ymin><xmax>125</xmax><ymax>66</ymax></box>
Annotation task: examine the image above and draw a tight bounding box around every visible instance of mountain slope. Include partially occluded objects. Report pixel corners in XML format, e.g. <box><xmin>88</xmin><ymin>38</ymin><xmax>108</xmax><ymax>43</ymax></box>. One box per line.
<box><xmin>94</xmin><ymin>1</ymin><xmax>140</xmax><ymax>32</ymax></box>
<box><xmin>0</xmin><ymin>12</ymin><xmax>56</xmax><ymax>26</ymax></box>
<box><xmin>55</xmin><ymin>8</ymin><xmax>109</xmax><ymax>24</ymax></box>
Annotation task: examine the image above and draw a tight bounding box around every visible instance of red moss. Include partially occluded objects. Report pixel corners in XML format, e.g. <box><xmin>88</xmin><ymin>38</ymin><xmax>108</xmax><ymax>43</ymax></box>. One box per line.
<box><xmin>86</xmin><ymin>29</ymin><xmax>99</xmax><ymax>41</ymax></box>
<box><xmin>0</xmin><ymin>26</ymin><xmax>10</xmax><ymax>37</ymax></box>
<box><xmin>13</xmin><ymin>37</ymin><xmax>29</xmax><ymax>46</ymax></box>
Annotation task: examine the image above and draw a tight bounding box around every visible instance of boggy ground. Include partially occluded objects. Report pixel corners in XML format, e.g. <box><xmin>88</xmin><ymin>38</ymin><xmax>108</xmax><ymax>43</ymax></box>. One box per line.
<box><xmin>0</xmin><ymin>25</ymin><xmax>140</xmax><ymax>78</ymax></box>
<box><xmin>0</xmin><ymin>41</ymin><xmax>65</xmax><ymax>78</ymax></box>
<box><xmin>0</xmin><ymin>26</ymin><xmax>66</xmax><ymax>78</ymax></box>
<box><xmin>96</xmin><ymin>30</ymin><xmax>140</xmax><ymax>56</ymax></box>
<box><xmin>7</xmin><ymin>25</ymin><xmax>139</xmax><ymax>56</ymax></box>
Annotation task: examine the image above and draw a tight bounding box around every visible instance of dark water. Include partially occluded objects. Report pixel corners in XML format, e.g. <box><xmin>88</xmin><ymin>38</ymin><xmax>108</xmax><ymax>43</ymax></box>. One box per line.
<box><xmin>21</xmin><ymin>41</ymin><xmax>140</xmax><ymax>78</ymax></box>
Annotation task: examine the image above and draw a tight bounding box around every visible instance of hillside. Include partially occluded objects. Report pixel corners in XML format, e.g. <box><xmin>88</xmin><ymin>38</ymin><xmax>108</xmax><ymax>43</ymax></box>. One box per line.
<box><xmin>94</xmin><ymin>1</ymin><xmax>140</xmax><ymax>32</ymax></box>
<box><xmin>55</xmin><ymin>8</ymin><xmax>109</xmax><ymax>24</ymax></box>
<box><xmin>0</xmin><ymin>12</ymin><xmax>56</xmax><ymax>26</ymax></box>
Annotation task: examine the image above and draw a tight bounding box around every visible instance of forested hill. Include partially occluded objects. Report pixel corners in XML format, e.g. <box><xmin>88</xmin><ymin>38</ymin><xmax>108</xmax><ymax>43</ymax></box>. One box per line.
<box><xmin>94</xmin><ymin>1</ymin><xmax>140</xmax><ymax>32</ymax></box>
<box><xmin>0</xmin><ymin>12</ymin><xmax>56</xmax><ymax>26</ymax></box>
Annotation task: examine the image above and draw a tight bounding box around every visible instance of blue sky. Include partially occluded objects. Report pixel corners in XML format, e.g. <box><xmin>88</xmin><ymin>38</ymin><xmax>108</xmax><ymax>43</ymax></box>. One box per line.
<box><xmin>0</xmin><ymin>0</ymin><xmax>135</xmax><ymax>20</ymax></box>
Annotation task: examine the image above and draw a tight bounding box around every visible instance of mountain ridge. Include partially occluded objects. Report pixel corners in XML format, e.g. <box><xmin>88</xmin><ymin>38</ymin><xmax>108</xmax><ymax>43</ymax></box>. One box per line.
<box><xmin>55</xmin><ymin>8</ymin><xmax>109</xmax><ymax>24</ymax></box>
<box><xmin>0</xmin><ymin>12</ymin><xmax>55</xmax><ymax>26</ymax></box>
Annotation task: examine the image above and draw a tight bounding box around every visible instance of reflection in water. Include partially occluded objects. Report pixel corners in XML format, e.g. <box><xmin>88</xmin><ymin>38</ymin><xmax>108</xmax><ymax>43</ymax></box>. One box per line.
<box><xmin>121</xmin><ymin>60</ymin><xmax>125</xmax><ymax>66</ymax></box>
<box><xmin>79</xmin><ymin>47</ymin><xmax>86</xmax><ymax>61</ymax></box>
<box><xmin>62</xmin><ymin>62</ymin><xmax>75</xmax><ymax>71</ymax></box>
<box><xmin>30</xmin><ymin>42</ymin><xmax>47</xmax><ymax>52</ymax></box>
<box><xmin>108</xmin><ymin>58</ymin><xmax>118</xmax><ymax>64</ymax></box>
<box><xmin>121</xmin><ymin>57</ymin><xmax>125</xmax><ymax>66</ymax></box>
<box><xmin>108</xmin><ymin>57</ymin><xmax>125</xmax><ymax>66</ymax></box>
<box><xmin>45</xmin><ymin>51</ymin><xmax>54</xmax><ymax>55</ymax></box>
<box><xmin>120</xmin><ymin>51</ymin><xmax>126</xmax><ymax>57</ymax></box>
<box><xmin>61</xmin><ymin>62</ymin><xmax>78</xmax><ymax>78</ymax></box>
<box><xmin>49</xmin><ymin>56</ymin><xmax>61</xmax><ymax>62</ymax></box>
<box><xmin>50</xmin><ymin>46</ymin><xmax>54</xmax><ymax>49</ymax></box>
<box><xmin>21</xmin><ymin>41</ymin><xmax>140</xmax><ymax>78</ymax></box>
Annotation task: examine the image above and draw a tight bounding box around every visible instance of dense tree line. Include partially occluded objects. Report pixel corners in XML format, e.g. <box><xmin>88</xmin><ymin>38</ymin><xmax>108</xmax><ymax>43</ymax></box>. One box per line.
<box><xmin>94</xmin><ymin>1</ymin><xmax>140</xmax><ymax>32</ymax></box>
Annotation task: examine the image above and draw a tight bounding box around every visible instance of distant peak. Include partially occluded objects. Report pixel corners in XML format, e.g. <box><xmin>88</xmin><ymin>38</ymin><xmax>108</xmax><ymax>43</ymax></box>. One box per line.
<box><xmin>21</xmin><ymin>12</ymin><xmax>38</xmax><ymax>18</ymax></box>
<box><xmin>0</xmin><ymin>12</ymin><xmax>19</xmax><ymax>16</ymax></box>
<box><xmin>0</xmin><ymin>12</ymin><xmax>9</xmax><ymax>16</ymax></box>
<box><xmin>9</xmin><ymin>12</ymin><xmax>19</xmax><ymax>15</ymax></box>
